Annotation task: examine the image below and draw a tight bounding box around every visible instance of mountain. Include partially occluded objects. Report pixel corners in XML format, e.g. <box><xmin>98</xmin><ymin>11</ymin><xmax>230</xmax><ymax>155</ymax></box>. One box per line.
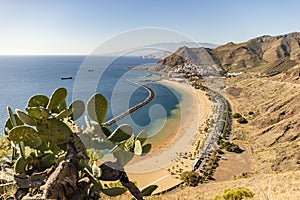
<box><xmin>157</xmin><ymin>32</ymin><xmax>300</xmax><ymax>76</ymax></box>
<box><xmin>139</xmin><ymin>42</ymin><xmax>218</xmax><ymax>59</ymax></box>
<box><xmin>157</xmin><ymin>46</ymin><xmax>215</xmax><ymax>66</ymax></box>
<box><xmin>212</xmin><ymin>32</ymin><xmax>300</xmax><ymax>75</ymax></box>
<box><xmin>142</xmin><ymin>41</ymin><xmax>218</xmax><ymax>52</ymax></box>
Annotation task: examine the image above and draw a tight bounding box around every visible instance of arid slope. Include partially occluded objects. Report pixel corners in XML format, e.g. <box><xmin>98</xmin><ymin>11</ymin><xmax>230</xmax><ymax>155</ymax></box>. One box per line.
<box><xmin>225</xmin><ymin>67</ymin><xmax>300</xmax><ymax>173</ymax></box>
<box><xmin>162</xmin><ymin>65</ymin><xmax>300</xmax><ymax>200</ymax></box>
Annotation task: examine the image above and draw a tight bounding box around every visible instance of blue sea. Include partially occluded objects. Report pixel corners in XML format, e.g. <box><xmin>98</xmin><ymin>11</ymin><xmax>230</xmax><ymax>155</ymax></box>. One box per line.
<box><xmin>0</xmin><ymin>56</ymin><xmax>182</xmax><ymax>138</ymax></box>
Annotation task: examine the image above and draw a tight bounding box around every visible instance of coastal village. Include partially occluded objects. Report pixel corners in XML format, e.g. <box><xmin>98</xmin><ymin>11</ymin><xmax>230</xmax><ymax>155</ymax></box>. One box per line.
<box><xmin>166</xmin><ymin>62</ymin><xmax>220</xmax><ymax>79</ymax></box>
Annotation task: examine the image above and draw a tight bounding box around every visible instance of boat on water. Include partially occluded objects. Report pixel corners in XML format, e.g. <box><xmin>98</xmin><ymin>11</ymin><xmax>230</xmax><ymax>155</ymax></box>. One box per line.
<box><xmin>61</xmin><ymin>77</ymin><xmax>73</xmax><ymax>80</ymax></box>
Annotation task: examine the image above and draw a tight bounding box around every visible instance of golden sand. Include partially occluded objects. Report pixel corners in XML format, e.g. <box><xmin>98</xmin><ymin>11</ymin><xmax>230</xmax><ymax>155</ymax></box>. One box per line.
<box><xmin>126</xmin><ymin>79</ymin><xmax>213</xmax><ymax>193</ymax></box>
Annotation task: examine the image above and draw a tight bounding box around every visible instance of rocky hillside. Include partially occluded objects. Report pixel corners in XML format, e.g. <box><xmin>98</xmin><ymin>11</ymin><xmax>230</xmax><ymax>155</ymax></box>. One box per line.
<box><xmin>157</xmin><ymin>32</ymin><xmax>300</xmax><ymax>76</ymax></box>
<box><xmin>225</xmin><ymin>71</ymin><xmax>300</xmax><ymax>172</ymax></box>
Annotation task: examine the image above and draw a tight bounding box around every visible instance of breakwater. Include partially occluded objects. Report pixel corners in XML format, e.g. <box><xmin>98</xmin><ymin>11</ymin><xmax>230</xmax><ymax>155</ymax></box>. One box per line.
<box><xmin>103</xmin><ymin>79</ymin><xmax>155</xmax><ymax>126</ymax></box>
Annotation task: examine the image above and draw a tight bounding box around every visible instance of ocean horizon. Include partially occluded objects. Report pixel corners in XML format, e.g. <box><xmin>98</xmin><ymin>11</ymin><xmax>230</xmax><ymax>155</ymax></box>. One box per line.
<box><xmin>0</xmin><ymin>55</ymin><xmax>182</xmax><ymax>141</ymax></box>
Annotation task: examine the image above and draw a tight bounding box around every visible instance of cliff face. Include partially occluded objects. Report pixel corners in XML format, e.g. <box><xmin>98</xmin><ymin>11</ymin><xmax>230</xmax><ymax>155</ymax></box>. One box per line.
<box><xmin>157</xmin><ymin>32</ymin><xmax>300</xmax><ymax>76</ymax></box>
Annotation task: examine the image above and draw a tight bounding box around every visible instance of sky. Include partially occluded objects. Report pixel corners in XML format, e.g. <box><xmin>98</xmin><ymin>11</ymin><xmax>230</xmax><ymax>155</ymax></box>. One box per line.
<box><xmin>0</xmin><ymin>0</ymin><xmax>299</xmax><ymax>55</ymax></box>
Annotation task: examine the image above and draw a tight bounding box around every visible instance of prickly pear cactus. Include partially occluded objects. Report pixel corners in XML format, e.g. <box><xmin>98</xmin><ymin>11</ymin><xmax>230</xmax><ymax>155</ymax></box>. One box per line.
<box><xmin>2</xmin><ymin>87</ymin><xmax>156</xmax><ymax>200</ymax></box>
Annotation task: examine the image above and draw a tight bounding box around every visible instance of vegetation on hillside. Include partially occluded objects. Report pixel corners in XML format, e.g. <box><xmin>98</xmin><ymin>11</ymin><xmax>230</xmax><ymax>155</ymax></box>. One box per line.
<box><xmin>213</xmin><ymin>187</ymin><xmax>254</xmax><ymax>200</ymax></box>
<box><xmin>180</xmin><ymin>171</ymin><xmax>199</xmax><ymax>186</ymax></box>
<box><xmin>237</xmin><ymin>117</ymin><xmax>248</xmax><ymax>124</ymax></box>
<box><xmin>232</xmin><ymin>113</ymin><xmax>242</xmax><ymax>118</ymax></box>
<box><xmin>232</xmin><ymin>113</ymin><xmax>248</xmax><ymax>124</ymax></box>
<box><xmin>248</xmin><ymin>111</ymin><xmax>254</xmax><ymax>115</ymax></box>
<box><xmin>218</xmin><ymin>140</ymin><xmax>242</xmax><ymax>153</ymax></box>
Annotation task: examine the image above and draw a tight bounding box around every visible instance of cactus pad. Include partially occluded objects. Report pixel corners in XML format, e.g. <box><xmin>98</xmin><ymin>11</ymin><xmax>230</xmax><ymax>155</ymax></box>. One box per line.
<box><xmin>69</xmin><ymin>99</ymin><xmax>85</xmax><ymax>120</ymax></box>
<box><xmin>14</xmin><ymin>157</ymin><xmax>28</xmax><ymax>174</ymax></box>
<box><xmin>108</xmin><ymin>124</ymin><xmax>133</xmax><ymax>144</ymax></box>
<box><xmin>8</xmin><ymin>126</ymin><xmax>42</xmax><ymax>149</ymax></box>
<box><xmin>141</xmin><ymin>185</ymin><xmax>158</xmax><ymax>196</ymax></box>
<box><xmin>87</xmin><ymin>93</ymin><xmax>108</xmax><ymax>124</ymax></box>
<box><xmin>4</xmin><ymin>114</ymin><xmax>24</xmax><ymax>135</ymax></box>
<box><xmin>55</xmin><ymin>108</ymin><xmax>74</xmax><ymax>119</ymax></box>
<box><xmin>16</xmin><ymin>109</ymin><xmax>37</xmax><ymax>126</ymax></box>
<box><xmin>27</xmin><ymin>95</ymin><xmax>49</xmax><ymax>108</ymax></box>
<box><xmin>36</xmin><ymin>118</ymin><xmax>72</xmax><ymax>144</ymax></box>
<box><xmin>100</xmin><ymin>187</ymin><xmax>127</xmax><ymax>196</ymax></box>
<box><xmin>46</xmin><ymin>87</ymin><xmax>67</xmax><ymax>111</ymax></box>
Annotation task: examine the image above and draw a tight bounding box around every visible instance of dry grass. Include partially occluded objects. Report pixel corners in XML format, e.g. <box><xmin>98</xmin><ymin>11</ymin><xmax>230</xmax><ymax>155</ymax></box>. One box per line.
<box><xmin>162</xmin><ymin>171</ymin><xmax>300</xmax><ymax>200</ymax></box>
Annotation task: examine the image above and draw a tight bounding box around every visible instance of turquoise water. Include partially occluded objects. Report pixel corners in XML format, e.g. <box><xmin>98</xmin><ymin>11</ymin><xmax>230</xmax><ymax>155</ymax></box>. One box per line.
<box><xmin>0</xmin><ymin>56</ymin><xmax>182</xmax><ymax>136</ymax></box>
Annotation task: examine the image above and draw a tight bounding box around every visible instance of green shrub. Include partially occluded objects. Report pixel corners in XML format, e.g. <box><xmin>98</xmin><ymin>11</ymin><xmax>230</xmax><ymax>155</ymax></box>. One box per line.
<box><xmin>216</xmin><ymin>149</ymin><xmax>224</xmax><ymax>154</ymax></box>
<box><xmin>213</xmin><ymin>187</ymin><xmax>254</xmax><ymax>200</ymax></box>
<box><xmin>237</xmin><ymin>117</ymin><xmax>248</xmax><ymax>124</ymax></box>
<box><xmin>248</xmin><ymin>111</ymin><xmax>254</xmax><ymax>115</ymax></box>
<box><xmin>219</xmin><ymin>140</ymin><xmax>241</xmax><ymax>153</ymax></box>
<box><xmin>204</xmin><ymin>127</ymin><xmax>208</xmax><ymax>132</ymax></box>
<box><xmin>233</xmin><ymin>113</ymin><xmax>242</xmax><ymax>118</ymax></box>
<box><xmin>180</xmin><ymin>171</ymin><xmax>199</xmax><ymax>186</ymax></box>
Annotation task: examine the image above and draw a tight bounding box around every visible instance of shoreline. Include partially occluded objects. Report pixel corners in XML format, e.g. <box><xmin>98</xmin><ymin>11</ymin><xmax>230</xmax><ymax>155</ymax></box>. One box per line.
<box><xmin>126</xmin><ymin>78</ymin><xmax>213</xmax><ymax>192</ymax></box>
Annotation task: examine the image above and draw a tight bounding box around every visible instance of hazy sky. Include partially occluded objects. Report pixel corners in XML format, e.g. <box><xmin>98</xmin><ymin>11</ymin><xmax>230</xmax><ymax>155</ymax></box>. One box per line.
<box><xmin>0</xmin><ymin>0</ymin><xmax>299</xmax><ymax>55</ymax></box>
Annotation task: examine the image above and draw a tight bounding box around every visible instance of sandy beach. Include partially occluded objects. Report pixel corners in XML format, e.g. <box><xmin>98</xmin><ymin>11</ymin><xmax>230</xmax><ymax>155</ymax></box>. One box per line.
<box><xmin>126</xmin><ymin>79</ymin><xmax>213</xmax><ymax>192</ymax></box>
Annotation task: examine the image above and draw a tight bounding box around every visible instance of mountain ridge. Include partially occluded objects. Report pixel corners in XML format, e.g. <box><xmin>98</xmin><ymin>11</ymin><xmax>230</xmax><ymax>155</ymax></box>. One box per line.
<box><xmin>139</xmin><ymin>42</ymin><xmax>218</xmax><ymax>59</ymax></box>
<box><xmin>157</xmin><ymin>32</ymin><xmax>300</xmax><ymax>76</ymax></box>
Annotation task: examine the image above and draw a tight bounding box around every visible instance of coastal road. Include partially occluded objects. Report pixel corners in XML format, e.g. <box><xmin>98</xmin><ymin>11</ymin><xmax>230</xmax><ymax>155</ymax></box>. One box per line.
<box><xmin>193</xmin><ymin>90</ymin><xmax>230</xmax><ymax>172</ymax></box>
